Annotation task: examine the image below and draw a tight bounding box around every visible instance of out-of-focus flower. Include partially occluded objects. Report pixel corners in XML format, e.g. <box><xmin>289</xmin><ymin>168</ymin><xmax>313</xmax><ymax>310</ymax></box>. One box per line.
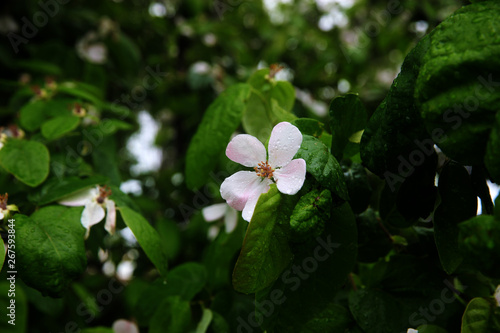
<box><xmin>407</xmin><ymin>329</ymin><xmax>418</xmax><ymax>333</ymax></box>
<box><xmin>221</xmin><ymin>122</ymin><xmax>306</xmax><ymax>222</ymax></box>
<box><xmin>495</xmin><ymin>285</ymin><xmax>500</xmax><ymax>307</ymax></box>
<box><xmin>59</xmin><ymin>186</ymin><xmax>116</xmax><ymax>239</ymax></box>
<box><xmin>112</xmin><ymin>319</ymin><xmax>139</xmax><ymax>333</ymax></box>
<box><xmin>76</xmin><ymin>31</ymin><xmax>108</xmax><ymax>64</ymax></box>
<box><xmin>202</xmin><ymin>203</ymin><xmax>238</xmax><ymax>240</ymax></box>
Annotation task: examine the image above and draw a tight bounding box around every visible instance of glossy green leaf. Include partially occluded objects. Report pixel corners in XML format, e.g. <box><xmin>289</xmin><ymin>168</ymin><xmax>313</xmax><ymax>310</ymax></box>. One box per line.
<box><xmin>329</xmin><ymin>93</ymin><xmax>367</xmax><ymax>161</ymax></box>
<box><xmin>16</xmin><ymin>207</ymin><xmax>86</xmax><ymax>297</ymax></box>
<box><xmin>232</xmin><ymin>185</ymin><xmax>294</xmax><ymax>294</ymax></box>
<box><xmin>357</xmin><ymin>208</ymin><xmax>392</xmax><ymax>263</ymax></box>
<box><xmin>41</xmin><ymin>115</ymin><xmax>80</xmax><ymax>140</ymax></box>
<box><xmin>416</xmin><ymin>1</ymin><xmax>500</xmax><ymax>165</ymax></box>
<box><xmin>0</xmin><ymin>282</ymin><xmax>27</xmax><ymax>332</ymax></box>
<box><xmin>434</xmin><ymin>161</ymin><xmax>477</xmax><ymax>274</ymax></box>
<box><xmin>270</xmin><ymin>98</ymin><xmax>296</xmax><ymax>122</ymax></box>
<box><xmin>185</xmin><ymin>83</ymin><xmax>251</xmax><ymax>189</ymax></box>
<box><xmin>260</xmin><ymin>202</ymin><xmax>357</xmax><ymax>332</ymax></box>
<box><xmin>149</xmin><ymin>296</ymin><xmax>192</xmax><ymax>333</ymax></box>
<box><xmin>294</xmin><ymin>135</ymin><xmax>348</xmax><ymax>200</ymax></box>
<box><xmin>0</xmin><ymin>139</ymin><xmax>50</xmax><ymax>187</ymax></box>
<box><xmin>360</xmin><ymin>34</ymin><xmax>431</xmax><ymax>177</ymax></box>
<box><xmin>291</xmin><ymin>118</ymin><xmax>324</xmax><ymax>137</ymax></box>
<box><xmin>119</xmin><ymin>207</ymin><xmax>169</xmax><ymax>276</ymax></box>
<box><xmin>289</xmin><ymin>188</ymin><xmax>331</xmax><ymax>242</ymax></box>
<box><xmin>19</xmin><ymin>100</ymin><xmax>47</xmax><ymax>131</ymax></box>
<box><xmin>417</xmin><ymin>325</ymin><xmax>449</xmax><ymax>333</ymax></box>
<box><xmin>301</xmin><ymin>303</ymin><xmax>353</xmax><ymax>332</ymax></box>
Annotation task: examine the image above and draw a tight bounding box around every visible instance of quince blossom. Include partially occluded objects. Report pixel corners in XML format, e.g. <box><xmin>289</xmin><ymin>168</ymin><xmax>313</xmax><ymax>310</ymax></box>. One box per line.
<box><xmin>0</xmin><ymin>193</ymin><xmax>18</xmax><ymax>220</ymax></box>
<box><xmin>221</xmin><ymin>122</ymin><xmax>306</xmax><ymax>222</ymax></box>
<box><xmin>202</xmin><ymin>203</ymin><xmax>238</xmax><ymax>239</ymax></box>
<box><xmin>59</xmin><ymin>186</ymin><xmax>116</xmax><ymax>239</ymax></box>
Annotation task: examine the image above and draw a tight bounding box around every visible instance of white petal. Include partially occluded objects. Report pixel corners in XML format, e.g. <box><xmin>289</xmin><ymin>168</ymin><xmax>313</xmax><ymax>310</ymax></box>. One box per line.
<box><xmin>220</xmin><ymin>171</ymin><xmax>264</xmax><ymax>211</ymax></box>
<box><xmin>226</xmin><ymin>134</ymin><xmax>267</xmax><ymax>167</ymax></box>
<box><xmin>81</xmin><ymin>201</ymin><xmax>105</xmax><ymax>238</ymax></box>
<box><xmin>268</xmin><ymin>122</ymin><xmax>303</xmax><ymax>168</ymax></box>
<box><xmin>202</xmin><ymin>203</ymin><xmax>227</xmax><ymax>222</ymax></box>
<box><xmin>224</xmin><ymin>207</ymin><xmax>238</xmax><ymax>233</ymax></box>
<box><xmin>274</xmin><ymin>158</ymin><xmax>306</xmax><ymax>195</ymax></box>
<box><xmin>104</xmin><ymin>199</ymin><xmax>116</xmax><ymax>235</ymax></box>
<box><xmin>0</xmin><ymin>210</ymin><xmax>4</xmax><ymax>220</ymax></box>
<box><xmin>208</xmin><ymin>225</ymin><xmax>220</xmax><ymax>240</ymax></box>
<box><xmin>407</xmin><ymin>329</ymin><xmax>419</xmax><ymax>333</ymax></box>
<box><xmin>59</xmin><ymin>187</ymin><xmax>99</xmax><ymax>207</ymax></box>
<box><xmin>241</xmin><ymin>179</ymin><xmax>273</xmax><ymax>222</ymax></box>
<box><xmin>112</xmin><ymin>319</ymin><xmax>139</xmax><ymax>333</ymax></box>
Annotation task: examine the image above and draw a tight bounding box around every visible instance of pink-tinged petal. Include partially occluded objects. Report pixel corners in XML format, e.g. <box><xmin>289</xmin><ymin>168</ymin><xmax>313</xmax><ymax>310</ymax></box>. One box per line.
<box><xmin>112</xmin><ymin>319</ymin><xmax>139</xmax><ymax>333</ymax></box>
<box><xmin>202</xmin><ymin>203</ymin><xmax>227</xmax><ymax>222</ymax></box>
<box><xmin>495</xmin><ymin>285</ymin><xmax>500</xmax><ymax>307</ymax></box>
<box><xmin>0</xmin><ymin>211</ymin><xmax>4</xmax><ymax>220</ymax></box>
<box><xmin>274</xmin><ymin>158</ymin><xmax>306</xmax><ymax>195</ymax></box>
<box><xmin>268</xmin><ymin>122</ymin><xmax>303</xmax><ymax>168</ymax></box>
<box><xmin>220</xmin><ymin>171</ymin><xmax>262</xmax><ymax>211</ymax></box>
<box><xmin>81</xmin><ymin>201</ymin><xmax>105</xmax><ymax>239</ymax></box>
<box><xmin>242</xmin><ymin>179</ymin><xmax>273</xmax><ymax>222</ymax></box>
<box><xmin>59</xmin><ymin>187</ymin><xmax>98</xmax><ymax>207</ymax></box>
<box><xmin>226</xmin><ymin>134</ymin><xmax>266</xmax><ymax>167</ymax></box>
<box><xmin>224</xmin><ymin>207</ymin><xmax>238</xmax><ymax>233</ymax></box>
<box><xmin>104</xmin><ymin>199</ymin><xmax>116</xmax><ymax>235</ymax></box>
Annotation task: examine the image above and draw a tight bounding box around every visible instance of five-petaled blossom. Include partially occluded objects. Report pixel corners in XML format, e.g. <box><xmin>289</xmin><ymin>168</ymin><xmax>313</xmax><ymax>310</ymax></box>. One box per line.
<box><xmin>0</xmin><ymin>193</ymin><xmax>18</xmax><ymax>220</ymax></box>
<box><xmin>221</xmin><ymin>122</ymin><xmax>306</xmax><ymax>222</ymax></box>
<box><xmin>59</xmin><ymin>186</ymin><xmax>116</xmax><ymax>239</ymax></box>
<box><xmin>202</xmin><ymin>203</ymin><xmax>238</xmax><ymax>240</ymax></box>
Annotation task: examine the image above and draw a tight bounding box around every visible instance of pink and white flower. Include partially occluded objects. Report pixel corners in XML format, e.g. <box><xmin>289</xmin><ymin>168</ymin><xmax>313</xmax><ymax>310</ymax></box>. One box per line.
<box><xmin>221</xmin><ymin>122</ymin><xmax>306</xmax><ymax>222</ymax></box>
<box><xmin>59</xmin><ymin>186</ymin><xmax>116</xmax><ymax>239</ymax></box>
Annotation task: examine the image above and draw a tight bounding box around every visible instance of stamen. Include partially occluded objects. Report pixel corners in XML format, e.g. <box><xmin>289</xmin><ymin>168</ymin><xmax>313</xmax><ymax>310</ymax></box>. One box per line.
<box><xmin>97</xmin><ymin>186</ymin><xmax>112</xmax><ymax>204</ymax></box>
<box><xmin>254</xmin><ymin>161</ymin><xmax>275</xmax><ymax>179</ymax></box>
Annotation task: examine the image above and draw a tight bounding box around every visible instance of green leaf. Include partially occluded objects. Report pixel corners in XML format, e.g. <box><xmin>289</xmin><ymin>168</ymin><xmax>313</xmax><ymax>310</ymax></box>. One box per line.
<box><xmin>135</xmin><ymin>263</ymin><xmax>206</xmax><ymax>325</ymax></box>
<box><xmin>232</xmin><ymin>185</ymin><xmax>294</xmax><ymax>294</ymax></box>
<box><xmin>259</xmin><ymin>202</ymin><xmax>357</xmax><ymax>331</ymax></box>
<box><xmin>329</xmin><ymin>93</ymin><xmax>367</xmax><ymax>161</ymax></box>
<box><xmin>185</xmin><ymin>83</ymin><xmax>251</xmax><ymax>189</ymax></box>
<box><xmin>19</xmin><ymin>100</ymin><xmax>47</xmax><ymax>131</ymax></box>
<box><xmin>294</xmin><ymin>135</ymin><xmax>349</xmax><ymax>200</ymax></box>
<box><xmin>360</xmin><ymin>34</ymin><xmax>431</xmax><ymax>177</ymax></box>
<box><xmin>459</xmin><ymin>215</ymin><xmax>500</xmax><ymax>278</ymax></box>
<box><xmin>291</xmin><ymin>118</ymin><xmax>324</xmax><ymax>137</ymax></box>
<box><xmin>119</xmin><ymin>206</ymin><xmax>169</xmax><ymax>276</ymax></box>
<box><xmin>0</xmin><ymin>282</ymin><xmax>27</xmax><ymax>332</ymax></box>
<box><xmin>242</xmin><ymin>91</ymin><xmax>273</xmax><ymax>143</ymax></box>
<box><xmin>57</xmin><ymin>82</ymin><xmax>101</xmax><ymax>104</ymax></box>
<box><xmin>417</xmin><ymin>325</ymin><xmax>449</xmax><ymax>333</ymax></box>
<box><xmin>289</xmin><ymin>188</ymin><xmax>331</xmax><ymax>242</ymax></box>
<box><xmin>343</xmin><ymin>162</ymin><xmax>372</xmax><ymax>214</ymax></box>
<box><xmin>196</xmin><ymin>308</ymin><xmax>213</xmax><ymax>333</ymax></box>
<box><xmin>461</xmin><ymin>297</ymin><xmax>496</xmax><ymax>333</ymax></box>
<box><xmin>149</xmin><ymin>296</ymin><xmax>192</xmax><ymax>333</ymax></box>
<box><xmin>80</xmin><ymin>328</ymin><xmax>113</xmax><ymax>333</ymax></box>
<box><xmin>270</xmin><ymin>98</ymin><xmax>297</xmax><ymax>122</ymax></box>
<box><xmin>41</xmin><ymin>115</ymin><xmax>80</xmax><ymax>140</ymax></box>
<box><xmin>16</xmin><ymin>207</ymin><xmax>87</xmax><ymax>297</ymax></box>
<box><xmin>301</xmin><ymin>303</ymin><xmax>353</xmax><ymax>333</ymax></box>
<box><xmin>357</xmin><ymin>209</ymin><xmax>392</xmax><ymax>263</ymax></box>
<box><xmin>270</xmin><ymin>80</ymin><xmax>295</xmax><ymax>112</ymax></box>
<box><xmin>15</xmin><ymin>59</ymin><xmax>62</xmax><ymax>75</ymax></box>
<box><xmin>30</xmin><ymin>175</ymin><xmax>108</xmax><ymax>205</ymax></box>
<box><xmin>434</xmin><ymin>161</ymin><xmax>477</xmax><ymax>274</ymax></box>
<box><xmin>415</xmin><ymin>1</ymin><xmax>500</xmax><ymax>165</ymax></box>
<box><xmin>0</xmin><ymin>139</ymin><xmax>50</xmax><ymax>187</ymax></box>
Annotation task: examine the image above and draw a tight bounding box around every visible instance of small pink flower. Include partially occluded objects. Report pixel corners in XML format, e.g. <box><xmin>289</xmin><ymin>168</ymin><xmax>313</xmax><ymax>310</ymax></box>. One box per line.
<box><xmin>221</xmin><ymin>122</ymin><xmax>306</xmax><ymax>222</ymax></box>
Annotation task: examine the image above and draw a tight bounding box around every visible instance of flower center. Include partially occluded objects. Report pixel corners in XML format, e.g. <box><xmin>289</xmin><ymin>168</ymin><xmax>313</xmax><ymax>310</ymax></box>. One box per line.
<box><xmin>97</xmin><ymin>186</ymin><xmax>112</xmax><ymax>204</ymax></box>
<box><xmin>254</xmin><ymin>161</ymin><xmax>274</xmax><ymax>179</ymax></box>
<box><xmin>0</xmin><ymin>193</ymin><xmax>8</xmax><ymax>210</ymax></box>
